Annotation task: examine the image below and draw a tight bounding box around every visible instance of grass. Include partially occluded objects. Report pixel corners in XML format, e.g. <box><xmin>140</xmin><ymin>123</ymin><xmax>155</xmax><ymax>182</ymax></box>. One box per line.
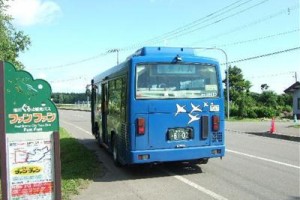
<box><xmin>60</xmin><ymin>127</ymin><xmax>103</xmax><ymax>199</ymax></box>
<box><xmin>0</xmin><ymin>127</ymin><xmax>103</xmax><ymax>200</ymax></box>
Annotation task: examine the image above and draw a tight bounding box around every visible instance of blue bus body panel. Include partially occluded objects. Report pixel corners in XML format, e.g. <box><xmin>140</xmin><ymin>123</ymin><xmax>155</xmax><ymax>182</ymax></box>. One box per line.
<box><xmin>130</xmin><ymin>145</ymin><xmax>225</xmax><ymax>164</ymax></box>
<box><xmin>124</xmin><ymin>47</ymin><xmax>225</xmax><ymax>164</ymax></box>
<box><xmin>93</xmin><ymin>47</ymin><xmax>225</xmax><ymax>165</ymax></box>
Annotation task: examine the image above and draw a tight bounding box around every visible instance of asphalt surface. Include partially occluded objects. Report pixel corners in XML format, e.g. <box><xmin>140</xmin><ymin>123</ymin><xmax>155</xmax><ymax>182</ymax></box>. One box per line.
<box><xmin>59</xmin><ymin>110</ymin><xmax>300</xmax><ymax>200</ymax></box>
<box><xmin>226</xmin><ymin>120</ymin><xmax>300</xmax><ymax>141</ymax></box>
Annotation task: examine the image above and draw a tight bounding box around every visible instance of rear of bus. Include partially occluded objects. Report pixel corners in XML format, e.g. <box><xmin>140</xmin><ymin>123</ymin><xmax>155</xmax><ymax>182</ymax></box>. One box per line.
<box><xmin>128</xmin><ymin>47</ymin><xmax>225</xmax><ymax>164</ymax></box>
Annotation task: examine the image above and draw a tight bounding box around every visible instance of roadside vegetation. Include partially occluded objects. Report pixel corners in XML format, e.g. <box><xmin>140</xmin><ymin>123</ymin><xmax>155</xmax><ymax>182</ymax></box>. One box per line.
<box><xmin>0</xmin><ymin>0</ymin><xmax>31</xmax><ymax>69</ymax></box>
<box><xmin>52</xmin><ymin>93</ymin><xmax>88</xmax><ymax>105</ymax></box>
<box><xmin>60</xmin><ymin>127</ymin><xmax>103</xmax><ymax>200</ymax></box>
<box><xmin>0</xmin><ymin>128</ymin><xmax>103</xmax><ymax>200</ymax></box>
<box><xmin>224</xmin><ymin>66</ymin><xmax>293</xmax><ymax>119</ymax></box>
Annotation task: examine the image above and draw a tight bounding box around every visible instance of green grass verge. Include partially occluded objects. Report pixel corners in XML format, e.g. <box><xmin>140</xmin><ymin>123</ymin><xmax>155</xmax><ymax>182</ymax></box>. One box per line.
<box><xmin>0</xmin><ymin>127</ymin><xmax>103</xmax><ymax>200</ymax></box>
<box><xmin>60</xmin><ymin>127</ymin><xmax>103</xmax><ymax>199</ymax></box>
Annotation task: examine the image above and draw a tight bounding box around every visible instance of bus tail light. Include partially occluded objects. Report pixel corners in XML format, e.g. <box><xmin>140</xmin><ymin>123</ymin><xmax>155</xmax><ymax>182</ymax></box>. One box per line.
<box><xmin>137</xmin><ymin>118</ymin><xmax>145</xmax><ymax>135</ymax></box>
<box><xmin>212</xmin><ymin>115</ymin><xmax>220</xmax><ymax>132</ymax></box>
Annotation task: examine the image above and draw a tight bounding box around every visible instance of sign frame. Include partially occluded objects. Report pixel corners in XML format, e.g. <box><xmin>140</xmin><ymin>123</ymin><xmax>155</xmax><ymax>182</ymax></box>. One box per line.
<box><xmin>0</xmin><ymin>61</ymin><xmax>61</xmax><ymax>200</ymax></box>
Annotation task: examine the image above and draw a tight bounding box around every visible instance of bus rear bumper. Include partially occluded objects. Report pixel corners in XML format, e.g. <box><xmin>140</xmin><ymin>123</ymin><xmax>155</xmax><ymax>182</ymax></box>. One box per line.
<box><xmin>129</xmin><ymin>145</ymin><xmax>225</xmax><ymax>164</ymax></box>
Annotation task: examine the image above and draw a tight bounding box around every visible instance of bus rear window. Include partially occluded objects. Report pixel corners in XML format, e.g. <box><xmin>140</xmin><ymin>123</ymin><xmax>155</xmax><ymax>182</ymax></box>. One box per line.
<box><xmin>136</xmin><ymin>64</ymin><xmax>219</xmax><ymax>99</ymax></box>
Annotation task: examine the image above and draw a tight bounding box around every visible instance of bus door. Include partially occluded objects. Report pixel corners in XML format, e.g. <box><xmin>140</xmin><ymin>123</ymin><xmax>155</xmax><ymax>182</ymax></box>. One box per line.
<box><xmin>101</xmin><ymin>82</ymin><xmax>109</xmax><ymax>144</ymax></box>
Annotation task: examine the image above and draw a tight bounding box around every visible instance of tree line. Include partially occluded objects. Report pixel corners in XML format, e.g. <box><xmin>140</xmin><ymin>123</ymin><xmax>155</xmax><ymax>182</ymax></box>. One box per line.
<box><xmin>51</xmin><ymin>93</ymin><xmax>88</xmax><ymax>104</ymax></box>
<box><xmin>225</xmin><ymin>66</ymin><xmax>292</xmax><ymax>119</ymax></box>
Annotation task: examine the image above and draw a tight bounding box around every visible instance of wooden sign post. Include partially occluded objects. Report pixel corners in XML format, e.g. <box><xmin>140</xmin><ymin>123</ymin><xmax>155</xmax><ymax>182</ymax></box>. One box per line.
<box><xmin>0</xmin><ymin>61</ymin><xmax>61</xmax><ymax>200</ymax></box>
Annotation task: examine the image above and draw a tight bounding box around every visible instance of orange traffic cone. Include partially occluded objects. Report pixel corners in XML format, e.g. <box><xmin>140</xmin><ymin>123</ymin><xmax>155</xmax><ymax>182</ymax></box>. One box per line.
<box><xmin>269</xmin><ymin>118</ymin><xmax>276</xmax><ymax>134</ymax></box>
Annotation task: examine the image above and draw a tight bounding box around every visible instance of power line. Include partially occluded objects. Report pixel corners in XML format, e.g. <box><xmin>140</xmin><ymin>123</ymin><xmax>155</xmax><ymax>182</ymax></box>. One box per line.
<box><xmin>122</xmin><ymin>0</ymin><xmax>257</xmax><ymax>50</ymax></box>
<box><xmin>245</xmin><ymin>71</ymin><xmax>295</xmax><ymax>79</ymax></box>
<box><xmin>31</xmin><ymin>0</ymin><xmax>270</xmax><ymax>70</ymax></box>
<box><xmin>216</xmin><ymin>29</ymin><xmax>299</xmax><ymax>47</ymax></box>
<box><xmin>49</xmin><ymin>76</ymin><xmax>87</xmax><ymax>83</ymax></box>
<box><xmin>30</xmin><ymin>50</ymin><xmax>113</xmax><ymax>70</ymax></box>
<box><xmin>223</xmin><ymin>46</ymin><xmax>300</xmax><ymax>65</ymax></box>
<box><xmin>158</xmin><ymin>0</ymin><xmax>270</xmax><ymax>43</ymax></box>
<box><xmin>191</xmin><ymin>4</ymin><xmax>299</xmax><ymax>45</ymax></box>
<box><xmin>124</xmin><ymin>0</ymin><xmax>269</xmax><ymax>50</ymax></box>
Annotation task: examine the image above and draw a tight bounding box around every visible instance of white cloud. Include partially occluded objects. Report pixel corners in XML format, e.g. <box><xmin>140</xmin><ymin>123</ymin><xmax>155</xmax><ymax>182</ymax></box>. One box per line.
<box><xmin>6</xmin><ymin>0</ymin><xmax>61</xmax><ymax>26</ymax></box>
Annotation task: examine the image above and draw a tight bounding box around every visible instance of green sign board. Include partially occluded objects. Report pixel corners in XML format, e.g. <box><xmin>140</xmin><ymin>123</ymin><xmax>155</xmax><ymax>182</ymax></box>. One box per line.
<box><xmin>4</xmin><ymin>62</ymin><xmax>58</xmax><ymax>133</ymax></box>
<box><xmin>0</xmin><ymin>61</ymin><xmax>61</xmax><ymax>200</ymax></box>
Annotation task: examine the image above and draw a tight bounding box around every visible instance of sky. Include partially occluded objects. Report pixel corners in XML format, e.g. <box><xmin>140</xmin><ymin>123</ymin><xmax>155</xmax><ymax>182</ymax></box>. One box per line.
<box><xmin>5</xmin><ymin>0</ymin><xmax>300</xmax><ymax>94</ymax></box>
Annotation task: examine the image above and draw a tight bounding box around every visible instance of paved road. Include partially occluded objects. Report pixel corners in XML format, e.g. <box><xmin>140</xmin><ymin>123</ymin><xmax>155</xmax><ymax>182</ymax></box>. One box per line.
<box><xmin>226</xmin><ymin>120</ymin><xmax>300</xmax><ymax>138</ymax></box>
<box><xmin>59</xmin><ymin>110</ymin><xmax>300</xmax><ymax>200</ymax></box>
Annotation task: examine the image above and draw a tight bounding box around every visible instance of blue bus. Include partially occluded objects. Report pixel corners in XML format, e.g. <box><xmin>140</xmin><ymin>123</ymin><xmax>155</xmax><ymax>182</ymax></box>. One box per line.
<box><xmin>90</xmin><ymin>47</ymin><xmax>225</xmax><ymax>166</ymax></box>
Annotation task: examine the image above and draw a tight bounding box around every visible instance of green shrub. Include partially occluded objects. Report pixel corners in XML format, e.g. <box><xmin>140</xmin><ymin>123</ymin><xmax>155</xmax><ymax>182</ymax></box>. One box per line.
<box><xmin>254</xmin><ymin>106</ymin><xmax>276</xmax><ymax>118</ymax></box>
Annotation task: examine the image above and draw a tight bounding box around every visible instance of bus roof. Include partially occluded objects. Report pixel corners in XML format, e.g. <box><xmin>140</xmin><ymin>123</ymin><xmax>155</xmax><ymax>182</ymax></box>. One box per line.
<box><xmin>128</xmin><ymin>47</ymin><xmax>195</xmax><ymax>59</ymax></box>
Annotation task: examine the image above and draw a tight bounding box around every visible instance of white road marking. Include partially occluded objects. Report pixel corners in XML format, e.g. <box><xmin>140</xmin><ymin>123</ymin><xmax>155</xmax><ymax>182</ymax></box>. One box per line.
<box><xmin>227</xmin><ymin>149</ymin><xmax>300</xmax><ymax>169</ymax></box>
<box><xmin>61</xmin><ymin>120</ymin><xmax>93</xmax><ymax>136</ymax></box>
<box><xmin>165</xmin><ymin>170</ymin><xmax>229</xmax><ymax>200</ymax></box>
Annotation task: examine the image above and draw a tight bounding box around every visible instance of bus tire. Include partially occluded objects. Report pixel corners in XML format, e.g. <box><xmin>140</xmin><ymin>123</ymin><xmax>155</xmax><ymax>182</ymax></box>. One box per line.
<box><xmin>94</xmin><ymin>122</ymin><xmax>99</xmax><ymax>139</ymax></box>
<box><xmin>112</xmin><ymin>135</ymin><xmax>121</xmax><ymax>167</ymax></box>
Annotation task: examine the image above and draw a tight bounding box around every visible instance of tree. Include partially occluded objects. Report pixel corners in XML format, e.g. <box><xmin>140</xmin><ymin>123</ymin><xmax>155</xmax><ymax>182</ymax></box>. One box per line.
<box><xmin>260</xmin><ymin>84</ymin><xmax>269</xmax><ymax>91</ymax></box>
<box><xmin>223</xmin><ymin>66</ymin><xmax>253</xmax><ymax>118</ymax></box>
<box><xmin>258</xmin><ymin>91</ymin><xmax>278</xmax><ymax>107</ymax></box>
<box><xmin>0</xmin><ymin>0</ymin><xmax>31</xmax><ymax>69</ymax></box>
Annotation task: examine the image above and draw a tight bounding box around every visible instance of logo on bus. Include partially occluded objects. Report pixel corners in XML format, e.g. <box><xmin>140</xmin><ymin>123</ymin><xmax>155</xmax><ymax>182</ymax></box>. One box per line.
<box><xmin>175</xmin><ymin>102</ymin><xmax>219</xmax><ymax>124</ymax></box>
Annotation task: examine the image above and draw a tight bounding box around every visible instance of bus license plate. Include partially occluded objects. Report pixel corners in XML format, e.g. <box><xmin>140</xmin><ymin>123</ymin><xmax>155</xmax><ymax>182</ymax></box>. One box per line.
<box><xmin>167</xmin><ymin>128</ymin><xmax>192</xmax><ymax>141</ymax></box>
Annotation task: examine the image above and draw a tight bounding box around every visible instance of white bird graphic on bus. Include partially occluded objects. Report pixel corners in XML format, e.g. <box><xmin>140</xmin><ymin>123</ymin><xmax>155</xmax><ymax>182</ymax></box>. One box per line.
<box><xmin>175</xmin><ymin>104</ymin><xmax>186</xmax><ymax>116</ymax></box>
<box><xmin>188</xmin><ymin>113</ymin><xmax>200</xmax><ymax>124</ymax></box>
<box><xmin>191</xmin><ymin>103</ymin><xmax>202</xmax><ymax>113</ymax></box>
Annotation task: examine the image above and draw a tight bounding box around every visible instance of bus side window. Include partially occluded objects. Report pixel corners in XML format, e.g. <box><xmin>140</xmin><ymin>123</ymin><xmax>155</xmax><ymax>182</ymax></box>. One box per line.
<box><xmin>102</xmin><ymin>83</ymin><xmax>109</xmax><ymax>114</ymax></box>
<box><xmin>96</xmin><ymin>84</ymin><xmax>102</xmax><ymax>113</ymax></box>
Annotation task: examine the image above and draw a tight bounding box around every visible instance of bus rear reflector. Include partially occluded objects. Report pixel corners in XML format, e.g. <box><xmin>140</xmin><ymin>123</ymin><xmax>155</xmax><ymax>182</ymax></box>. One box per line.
<box><xmin>212</xmin><ymin>115</ymin><xmax>220</xmax><ymax>132</ymax></box>
<box><xmin>137</xmin><ymin>118</ymin><xmax>145</xmax><ymax>135</ymax></box>
<box><xmin>211</xmin><ymin>149</ymin><xmax>222</xmax><ymax>155</ymax></box>
<box><xmin>138</xmin><ymin>154</ymin><xmax>150</xmax><ymax>160</ymax></box>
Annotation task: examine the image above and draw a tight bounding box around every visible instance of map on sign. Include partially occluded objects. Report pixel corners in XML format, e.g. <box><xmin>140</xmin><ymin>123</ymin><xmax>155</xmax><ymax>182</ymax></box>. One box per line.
<box><xmin>14</xmin><ymin>146</ymin><xmax>50</xmax><ymax>164</ymax></box>
<box><xmin>9</xmin><ymin>139</ymin><xmax>51</xmax><ymax>164</ymax></box>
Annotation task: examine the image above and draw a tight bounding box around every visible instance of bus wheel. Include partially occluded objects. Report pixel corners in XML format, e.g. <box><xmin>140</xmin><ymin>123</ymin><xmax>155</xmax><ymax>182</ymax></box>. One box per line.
<box><xmin>112</xmin><ymin>135</ymin><xmax>121</xmax><ymax>167</ymax></box>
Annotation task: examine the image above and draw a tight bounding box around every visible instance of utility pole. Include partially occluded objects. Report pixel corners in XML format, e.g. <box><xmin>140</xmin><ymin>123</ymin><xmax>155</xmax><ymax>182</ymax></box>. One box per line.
<box><xmin>294</xmin><ymin>71</ymin><xmax>298</xmax><ymax>82</ymax></box>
